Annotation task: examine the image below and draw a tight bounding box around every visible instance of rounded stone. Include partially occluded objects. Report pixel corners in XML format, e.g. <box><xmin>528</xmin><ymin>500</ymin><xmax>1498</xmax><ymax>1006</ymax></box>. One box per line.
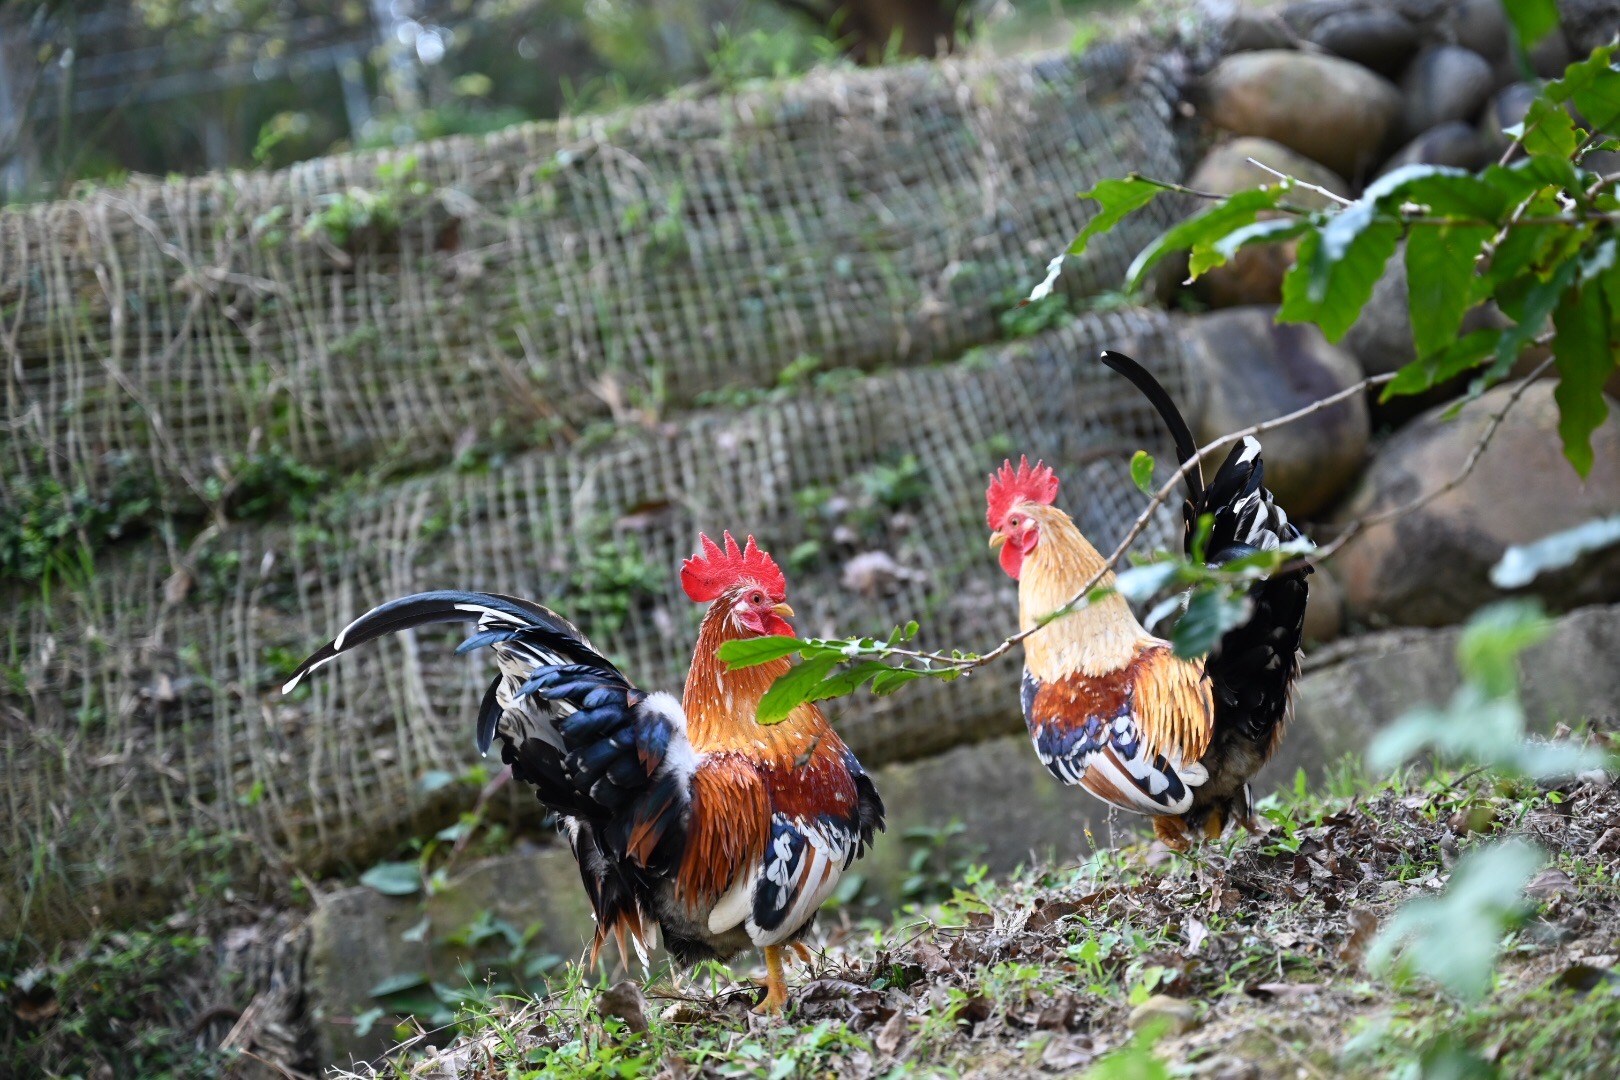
<box><xmin>1309</xmin><ymin>8</ymin><xmax>1420</xmax><ymax>76</ymax></box>
<box><xmin>1381</xmin><ymin>121</ymin><xmax>1490</xmax><ymax>174</ymax></box>
<box><xmin>1226</xmin><ymin>11</ymin><xmax>1296</xmax><ymax>52</ymax></box>
<box><xmin>1129</xmin><ymin>994</ymin><xmax>1198</xmax><ymax>1035</ymax></box>
<box><xmin>1478</xmin><ymin>83</ymin><xmax>1540</xmax><ymax>158</ymax></box>
<box><xmin>1179</xmin><ymin>307</ymin><xmax>1371</xmax><ymax>517</ymax></box>
<box><xmin>1199</xmin><ymin>50</ymin><xmax>1404</xmax><ymax>178</ymax></box>
<box><xmin>1331</xmin><ymin>382</ymin><xmax>1620</xmax><ymax>627</ymax></box>
<box><xmin>1441</xmin><ymin>0</ymin><xmax>1511</xmax><ymax>63</ymax></box>
<box><xmin>1303</xmin><ymin>562</ymin><xmax>1346</xmax><ymax>644</ymax></box>
<box><xmin>1184</xmin><ymin>137</ymin><xmax>1350</xmax><ymax>307</ymax></box>
<box><xmin>1402</xmin><ymin>46</ymin><xmax>1496</xmax><ymax>139</ymax></box>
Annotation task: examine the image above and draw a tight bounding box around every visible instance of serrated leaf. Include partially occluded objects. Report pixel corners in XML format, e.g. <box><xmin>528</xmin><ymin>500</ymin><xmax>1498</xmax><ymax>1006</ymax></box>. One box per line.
<box><xmin>1481</xmin><ymin>257</ymin><xmax>1581</xmax><ymax>387</ymax></box>
<box><xmin>1129</xmin><ymin>450</ymin><xmax>1155</xmax><ymax>495</ymax></box>
<box><xmin>717</xmin><ymin>635</ymin><xmax>807</xmax><ymax>670</ymax></box>
<box><xmin>1384</xmin><ymin>329</ymin><xmax>1499</xmax><ymax>399</ymax></box>
<box><xmin>1520</xmin><ymin>96</ymin><xmax>1577</xmax><ymax>161</ymax></box>
<box><xmin>871</xmin><ymin>667</ymin><xmax>927</xmax><ymax>695</ymax></box>
<box><xmin>1280</xmin><ymin>220</ymin><xmax>1401</xmax><ymax>342</ymax></box>
<box><xmin>1492</xmin><ymin>514</ymin><xmax>1620</xmax><ymax>588</ymax></box>
<box><xmin>1399</xmin><ymin>170</ymin><xmax>1511</xmax><ymax>220</ymax></box>
<box><xmin>1170</xmin><ymin>587</ymin><xmax>1251</xmax><ymax>659</ymax></box>
<box><xmin>755</xmin><ymin>653</ymin><xmax>841</xmax><ymax>724</ymax></box>
<box><xmin>1405</xmin><ymin>226</ymin><xmax>1493</xmax><ymax>359</ymax></box>
<box><xmin>1548</xmin><ymin>44</ymin><xmax>1620</xmax><ymax>134</ymax></box>
<box><xmin>360</xmin><ymin>861</ymin><xmax>422</xmax><ymax>896</ymax></box>
<box><xmin>804</xmin><ymin>660</ymin><xmax>891</xmax><ymax>703</ymax></box>
<box><xmin>1124</xmin><ymin>187</ymin><xmax>1284</xmax><ymax>293</ymax></box>
<box><xmin>1068</xmin><ymin>177</ymin><xmax>1163</xmax><ymax>260</ymax></box>
<box><xmin>1504</xmin><ymin>0</ymin><xmax>1560</xmax><ymax>46</ymax></box>
<box><xmin>1193</xmin><ymin>216</ymin><xmax>1309</xmax><ymax>277</ymax></box>
<box><xmin>1551</xmin><ymin>281</ymin><xmax>1613</xmax><ymax>477</ymax></box>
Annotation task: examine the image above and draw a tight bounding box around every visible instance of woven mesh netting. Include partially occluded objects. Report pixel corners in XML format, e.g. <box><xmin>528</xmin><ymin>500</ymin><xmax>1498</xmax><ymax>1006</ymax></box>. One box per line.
<box><xmin>2</xmin><ymin>42</ymin><xmax>1194</xmax><ymax>941</ymax></box>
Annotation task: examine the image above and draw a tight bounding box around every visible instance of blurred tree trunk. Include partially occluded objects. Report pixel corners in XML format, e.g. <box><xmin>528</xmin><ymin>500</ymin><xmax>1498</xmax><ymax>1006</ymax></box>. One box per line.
<box><xmin>776</xmin><ymin>0</ymin><xmax>971</xmax><ymax>62</ymax></box>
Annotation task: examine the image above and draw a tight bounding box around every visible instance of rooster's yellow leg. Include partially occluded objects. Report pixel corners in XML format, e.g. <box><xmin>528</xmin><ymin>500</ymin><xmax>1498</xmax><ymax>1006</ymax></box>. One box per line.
<box><xmin>1154</xmin><ymin>816</ymin><xmax>1192</xmax><ymax>852</ymax></box>
<box><xmin>790</xmin><ymin>941</ymin><xmax>814</xmax><ymax>965</ymax></box>
<box><xmin>1203</xmin><ymin>809</ymin><xmax>1227</xmax><ymax>841</ymax></box>
<box><xmin>753</xmin><ymin>945</ymin><xmax>790</xmax><ymax>1014</ymax></box>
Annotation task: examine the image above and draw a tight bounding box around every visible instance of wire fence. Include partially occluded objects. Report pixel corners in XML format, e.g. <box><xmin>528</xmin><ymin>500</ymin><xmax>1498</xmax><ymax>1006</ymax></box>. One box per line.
<box><xmin>2</xmin><ymin>41</ymin><xmax>1193</xmax><ymax>942</ymax></box>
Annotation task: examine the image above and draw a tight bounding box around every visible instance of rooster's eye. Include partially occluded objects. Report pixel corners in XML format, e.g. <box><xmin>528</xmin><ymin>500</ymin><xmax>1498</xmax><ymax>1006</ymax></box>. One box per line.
<box><xmin>749</xmin><ymin>592</ymin><xmax>763</xmax><ymax>604</ymax></box>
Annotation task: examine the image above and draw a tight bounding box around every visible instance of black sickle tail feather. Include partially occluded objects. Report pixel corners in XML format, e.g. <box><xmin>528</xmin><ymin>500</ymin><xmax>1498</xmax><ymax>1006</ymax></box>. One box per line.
<box><xmin>1100</xmin><ymin>350</ymin><xmax>1204</xmax><ymax>506</ymax></box>
<box><xmin>1102</xmin><ymin>352</ymin><xmax>1310</xmax><ymax>766</ymax></box>
<box><xmin>285</xmin><ymin>589</ymin><xmax>689</xmax><ymax>959</ymax></box>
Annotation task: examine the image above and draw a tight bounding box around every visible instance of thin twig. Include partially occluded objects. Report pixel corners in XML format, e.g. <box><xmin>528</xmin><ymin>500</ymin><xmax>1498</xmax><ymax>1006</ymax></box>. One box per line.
<box><xmin>1296</xmin><ymin>355</ymin><xmax>1555</xmax><ymax>572</ymax></box>
<box><xmin>1245</xmin><ymin>158</ymin><xmax>1353</xmax><ymax>206</ymax></box>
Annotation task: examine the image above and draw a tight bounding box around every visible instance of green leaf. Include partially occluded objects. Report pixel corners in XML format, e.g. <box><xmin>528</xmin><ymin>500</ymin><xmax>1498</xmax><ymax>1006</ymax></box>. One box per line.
<box><xmin>1503</xmin><ymin>0</ymin><xmax>1560</xmax><ymax>47</ymax></box>
<box><xmin>1169</xmin><ymin>587</ymin><xmax>1250</xmax><ymax>659</ymax></box>
<box><xmin>369</xmin><ymin>972</ymin><xmax>430</xmax><ymax>998</ymax></box>
<box><xmin>871</xmin><ymin>667</ymin><xmax>928</xmax><ymax>695</ymax></box>
<box><xmin>1368</xmin><ymin>840</ymin><xmax>1545</xmax><ymax>1002</ymax></box>
<box><xmin>755</xmin><ymin>653</ymin><xmax>841</xmax><ymax>724</ymax></box>
<box><xmin>1068</xmin><ymin>177</ymin><xmax>1163</xmax><ymax>260</ymax></box>
<box><xmin>1519</xmin><ymin>96</ymin><xmax>1577</xmax><ymax>162</ymax></box>
<box><xmin>1405</xmin><ymin>225</ymin><xmax>1493</xmax><ymax>360</ymax></box>
<box><xmin>717</xmin><ymin>635</ymin><xmax>807</xmax><ymax>670</ymax></box>
<box><xmin>1383</xmin><ymin>329</ymin><xmax>1499</xmax><ymax>399</ymax></box>
<box><xmin>1547</xmin><ymin>44</ymin><xmax>1620</xmax><ymax>134</ymax></box>
<box><xmin>803</xmin><ymin>660</ymin><xmax>892</xmax><ymax>703</ymax></box>
<box><xmin>1400</xmin><ymin>169</ymin><xmax>1512</xmax><ymax>220</ymax></box>
<box><xmin>1129</xmin><ymin>450</ymin><xmax>1155</xmax><ymax>495</ymax></box>
<box><xmin>1124</xmin><ymin>187</ymin><xmax>1284</xmax><ymax>293</ymax></box>
<box><xmin>360</xmin><ymin>861</ymin><xmax>422</xmax><ymax>896</ymax></box>
<box><xmin>1492</xmin><ymin>514</ymin><xmax>1620</xmax><ymax>588</ymax></box>
<box><xmin>1190</xmin><ymin>217</ymin><xmax>1306</xmax><ymax>277</ymax></box>
<box><xmin>1482</xmin><ymin>256</ymin><xmax>1581</xmax><ymax>387</ymax></box>
<box><xmin>1114</xmin><ymin>560</ymin><xmax>1183</xmax><ymax>603</ymax></box>
<box><xmin>1279</xmin><ymin>219</ymin><xmax>1400</xmax><ymax>342</ymax></box>
<box><xmin>1551</xmin><ymin>281</ymin><xmax>1613</xmax><ymax>477</ymax></box>
<box><xmin>1456</xmin><ymin>599</ymin><xmax>1552</xmax><ymax>698</ymax></box>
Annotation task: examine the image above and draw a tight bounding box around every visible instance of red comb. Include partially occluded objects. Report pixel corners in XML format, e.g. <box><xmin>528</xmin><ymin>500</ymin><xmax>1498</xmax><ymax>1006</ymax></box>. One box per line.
<box><xmin>986</xmin><ymin>456</ymin><xmax>1060</xmax><ymax>528</ymax></box>
<box><xmin>680</xmin><ymin>531</ymin><xmax>786</xmax><ymax>603</ymax></box>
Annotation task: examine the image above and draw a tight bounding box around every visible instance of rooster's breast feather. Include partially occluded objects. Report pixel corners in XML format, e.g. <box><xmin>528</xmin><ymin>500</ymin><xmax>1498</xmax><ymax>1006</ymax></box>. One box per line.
<box><xmin>1022</xmin><ymin>645</ymin><xmax>1213</xmax><ymax>816</ymax></box>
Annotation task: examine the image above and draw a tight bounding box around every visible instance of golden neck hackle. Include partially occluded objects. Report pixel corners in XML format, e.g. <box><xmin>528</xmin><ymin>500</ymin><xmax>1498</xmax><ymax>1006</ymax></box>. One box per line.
<box><xmin>1017</xmin><ymin>504</ymin><xmax>1153</xmax><ymax>679</ymax></box>
<box><xmin>682</xmin><ymin>598</ymin><xmax>824</xmax><ymax>752</ymax></box>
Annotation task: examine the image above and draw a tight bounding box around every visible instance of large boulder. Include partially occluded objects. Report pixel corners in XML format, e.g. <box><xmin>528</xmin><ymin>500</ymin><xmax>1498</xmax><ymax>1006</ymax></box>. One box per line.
<box><xmin>1179</xmin><ymin>307</ymin><xmax>1370</xmax><ymax>517</ymax></box>
<box><xmin>1198</xmin><ymin>50</ymin><xmax>1403</xmax><ymax>178</ymax></box>
<box><xmin>1286</xmin><ymin>601</ymin><xmax>1620</xmax><ymax>769</ymax></box>
<box><xmin>1401</xmin><ymin>46</ymin><xmax>1496</xmax><ymax>139</ymax></box>
<box><xmin>1331</xmin><ymin>382</ymin><xmax>1620</xmax><ymax>627</ymax></box>
<box><xmin>1183</xmin><ymin>137</ymin><xmax>1349</xmax><ymax>307</ymax></box>
<box><xmin>307</xmin><ymin>848</ymin><xmax>600</xmax><ymax>1067</ymax></box>
<box><xmin>1380</xmin><ymin>121</ymin><xmax>1490</xmax><ymax>175</ymax></box>
<box><xmin>1308</xmin><ymin>7</ymin><xmax>1421</xmax><ymax>75</ymax></box>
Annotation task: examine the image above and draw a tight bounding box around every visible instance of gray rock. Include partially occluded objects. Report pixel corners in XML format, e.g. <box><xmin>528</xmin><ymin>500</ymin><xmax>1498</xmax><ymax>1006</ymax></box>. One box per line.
<box><xmin>1441</xmin><ymin>0</ymin><xmax>1511</xmax><ymax>63</ymax></box>
<box><xmin>1381</xmin><ymin>121</ymin><xmax>1490</xmax><ymax>174</ymax></box>
<box><xmin>307</xmin><ymin>849</ymin><xmax>599</xmax><ymax>1067</ymax></box>
<box><xmin>1310</xmin><ymin>8</ymin><xmax>1421</xmax><ymax>75</ymax></box>
<box><xmin>1290</xmin><ymin>601</ymin><xmax>1620</xmax><ymax>764</ymax></box>
<box><xmin>1183</xmin><ymin>137</ymin><xmax>1349</xmax><ymax>307</ymax></box>
<box><xmin>1559</xmin><ymin>0</ymin><xmax>1620</xmax><ymax>56</ymax></box>
<box><xmin>1199</xmin><ymin>50</ymin><xmax>1403</xmax><ymax>178</ymax></box>
<box><xmin>1402</xmin><ymin>46</ymin><xmax>1496</xmax><ymax>139</ymax></box>
<box><xmin>1478</xmin><ymin>82</ymin><xmax>1541</xmax><ymax>158</ymax></box>
<box><xmin>1226</xmin><ymin>11</ymin><xmax>1296</xmax><ymax>52</ymax></box>
<box><xmin>1129</xmin><ymin>994</ymin><xmax>1199</xmax><ymax>1034</ymax></box>
<box><xmin>1304</xmin><ymin>562</ymin><xmax>1346</xmax><ymax>645</ymax></box>
<box><xmin>1330</xmin><ymin>382</ymin><xmax>1620</xmax><ymax>627</ymax></box>
<box><xmin>1180</xmin><ymin>307</ymin><xmax>1370</xmax><ymax>517</ymax></box>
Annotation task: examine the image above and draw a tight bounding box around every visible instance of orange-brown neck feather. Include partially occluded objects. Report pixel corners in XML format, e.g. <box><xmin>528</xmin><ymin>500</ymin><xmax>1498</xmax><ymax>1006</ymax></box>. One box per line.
<box><xmin>1016</xmin><ymin>504</ymin><xmax>1155</xmax><ymax>680</ymax></box>
<box><xmin>683</xmin><ymin>599</ymin><xmax>831</xmax><ymax>754</ymax></box>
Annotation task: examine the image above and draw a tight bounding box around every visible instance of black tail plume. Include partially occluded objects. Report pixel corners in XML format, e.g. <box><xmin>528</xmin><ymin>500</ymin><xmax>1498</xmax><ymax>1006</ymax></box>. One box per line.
<box><xmin>1100</xmin><ymin>350</ymin><xmax>1203</xmax><ymax>504</ymax></box>
<box><xmin>281</xmin><ymin>589</ymin><xmax>614</xmax><ymax>695</ymax></box>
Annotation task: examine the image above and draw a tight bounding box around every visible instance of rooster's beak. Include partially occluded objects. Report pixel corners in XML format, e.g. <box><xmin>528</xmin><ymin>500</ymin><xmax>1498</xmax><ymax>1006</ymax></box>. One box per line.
<box><xmin>772</xmin><ymin>602</ymin><xmax>796</xmax><ymax>619</ymax></box>
<box><xmin>988</xmin><ymin>531</ymin><xmax>1007</xmax><ymax>551</ymax></box>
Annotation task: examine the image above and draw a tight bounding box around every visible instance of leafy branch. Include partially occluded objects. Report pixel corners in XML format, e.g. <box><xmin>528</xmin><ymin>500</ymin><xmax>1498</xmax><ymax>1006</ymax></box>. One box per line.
<box><xmin>729</xmin><ymin>43</ymin><xmax>1620</xmax><ymax>725</ymax></box>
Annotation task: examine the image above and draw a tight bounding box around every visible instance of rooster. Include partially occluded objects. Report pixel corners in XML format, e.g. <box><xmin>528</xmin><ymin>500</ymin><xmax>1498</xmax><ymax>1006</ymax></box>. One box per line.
<box><xmin>985</xmin><ymin>351</ymin><xmax>1310</xmax><ymax>850</ymax></box>
<box><xmin>282</xmin><ymin>533</ymin><xmax>884</xmax><ymax>1013</ymax></box>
